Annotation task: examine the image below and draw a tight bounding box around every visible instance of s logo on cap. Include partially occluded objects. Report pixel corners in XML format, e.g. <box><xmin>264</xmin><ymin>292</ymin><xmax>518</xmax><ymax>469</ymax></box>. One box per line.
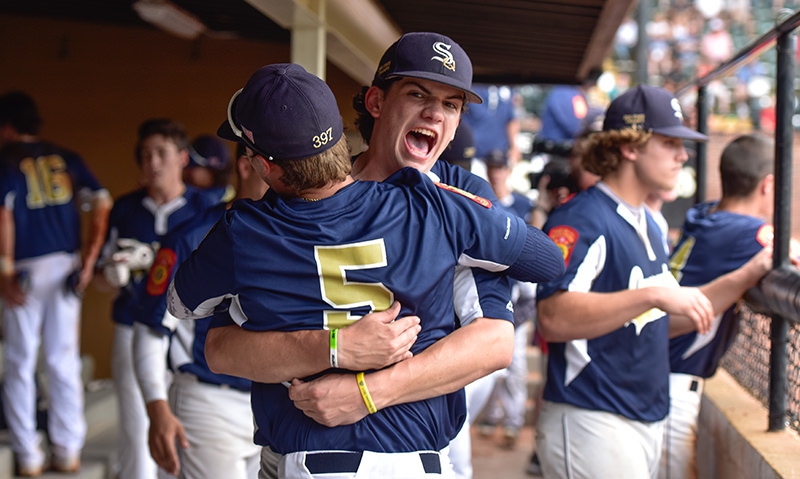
<box><xmin>670</xmin><ymin>98</ymin><xmax>684</xmax><ymax>121</ymax></box>
<box><xmin>432</xmin><ymin>42</ymin><xmax>456</xmax><ymax>72</ymax></box>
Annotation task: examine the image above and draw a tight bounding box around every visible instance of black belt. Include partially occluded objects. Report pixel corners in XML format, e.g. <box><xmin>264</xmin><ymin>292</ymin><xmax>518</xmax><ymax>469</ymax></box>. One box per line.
<box><xmin>689</xmin><ymin>379</ymin><xmax>700</xmax><ymax>392</ymax></box>
<box><xmin>305</xmin><ymin>451</ymin><xmax>442</xmax><ymax>474</ymax></box>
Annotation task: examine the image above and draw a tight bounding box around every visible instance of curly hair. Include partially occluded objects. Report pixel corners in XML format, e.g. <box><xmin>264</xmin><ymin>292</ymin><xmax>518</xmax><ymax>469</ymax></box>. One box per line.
<box><xmin>581</xmin><ymin>129</ymin><xmax>652</xmax><ymax>178</ymax></box>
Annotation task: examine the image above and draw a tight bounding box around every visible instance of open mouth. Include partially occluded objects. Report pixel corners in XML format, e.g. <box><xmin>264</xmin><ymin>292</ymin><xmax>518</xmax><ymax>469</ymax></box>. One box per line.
<box><xmin>405</xmin><ymin>128</ymin><xmax>437</xmax><ymax>157</ymax></box>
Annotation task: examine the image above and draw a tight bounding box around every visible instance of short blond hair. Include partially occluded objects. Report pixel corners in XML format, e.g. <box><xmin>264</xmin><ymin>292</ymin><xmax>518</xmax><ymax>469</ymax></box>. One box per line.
<box><xmin>581</xmin><ymin>129</ymin><xmax>652</xmax><ymax>178</ymax></box>
<box><xmin>272</xmin><ymin>134</ymin><xmax>351</xmax><ymax>193</ymax></box>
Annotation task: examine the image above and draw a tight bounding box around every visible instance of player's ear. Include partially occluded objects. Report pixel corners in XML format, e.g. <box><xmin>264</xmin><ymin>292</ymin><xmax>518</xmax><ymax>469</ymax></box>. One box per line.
<box><xmin>364</xmin><ymin>86</ymin><xmax>384</xmax><ymax>119</ymax></box>
<box><xmin>619</xmin><ymin>143</ymin><xmax>638</xmax><ymax>162</ymax></box>
<box><xmin>178</xmin><ymin>148</ymin><xmax>190</xmax><ymax>169</ymax></box>
<box><xmin>761</xmin><ymin>173</ymin><xmax>774</xmax><ymax>196</ymax></box>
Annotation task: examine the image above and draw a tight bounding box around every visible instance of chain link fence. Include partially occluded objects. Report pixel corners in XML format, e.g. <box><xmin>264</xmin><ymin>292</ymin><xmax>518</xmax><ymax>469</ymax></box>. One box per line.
<box><xmin>721</xmin><ymin>303</ymin><xmax>800</xmax><ymax>432</ymax></box>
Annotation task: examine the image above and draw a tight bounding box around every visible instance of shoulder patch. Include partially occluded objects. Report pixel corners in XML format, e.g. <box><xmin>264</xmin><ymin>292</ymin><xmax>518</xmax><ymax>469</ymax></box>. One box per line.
<box><xmin>146</xmin><ymin>247</ymin><xmax>177</xmax><ymax>296</ymax></box>
<box><xmin>434</xmin><ymin>182</ymin><xmax>492</xmax><ymax>208</ymax></box>
<box><xmin>756</xmin><ymin>224</ymin><xmax>774</xmax><ymax>248</ymax></box>
<box><xmin>548</xmin><ymin>225</ymin><xmax>579</xmax><ymax>266</ymax></box>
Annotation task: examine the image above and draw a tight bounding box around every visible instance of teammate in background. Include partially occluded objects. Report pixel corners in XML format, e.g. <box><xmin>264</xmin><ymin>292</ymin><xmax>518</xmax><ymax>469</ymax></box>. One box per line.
<box><xmin>168</xmin><ymin>62</ymin><xmax>564</xmax><ymax>478</ymax></box>
<box><xmin>535</xmin><ymin>71</ymin><xmax>601</xmax><ymax>153</ymax></box>
<box><xmin>0</xmin><ymin>91</ymin><xmax>112</xmax><ymax>476</ymax></box>
<box><xmin>461</xmin><ymin>84</ymin><xmax>521</xmax><ymax>166</ymax></box>
<box><xmin>475</xmin><ymin>149</ymin><xmax>535</xmax><ymax>449</ymax></box>
<box><xmin>203</xmin><ymin>35</ymin><xmax>534</xmax><ymax>475</ymax></box>
<box><xmin>185</xmin><ymin>134</ymin><xmax>236</xmax><ymax>203</ymax></box>
<box><xmin>439</xmin><ymin>122</ymin><xmax>476</xmax><ymax>172</ymax></box>
<box><xmin>534</xmin><ymin>85</ymin><xmax>772</xmax><ymax>479</ymax></box>
<box><xmin>132</xmin><ymin>135</ymin><xmax>267</xmax><ymax>479</ymax></box>
<box><xmin>97</xmin><ymin>119</ymin><xmax>220</xmax><ymax>479</ymax></box>
<box><xmin>660</xmin><ymin>133</ymin><xmax>793</xmax><ymax>479</ymax></box>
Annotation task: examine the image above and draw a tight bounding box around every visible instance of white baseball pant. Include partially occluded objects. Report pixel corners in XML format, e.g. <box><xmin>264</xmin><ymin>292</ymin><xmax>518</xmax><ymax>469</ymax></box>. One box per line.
<box><xmin>1</xmin><ymin>252</ymin><xmax>86</xmax><ymax>469</ymax></box>
<box><xmin>658</xmin><ymin>373</ymin><xmax>703</xmax><ymax>479</ymax></box>
<box><xmin>536</xmin><ymin>400</ymin><xmax>664</xmax><ymax>479</ymax></box>
<box><xmin>169</xmin><ymin>373</ymin><xmax>260</xmax><ymax>479</ymax></box>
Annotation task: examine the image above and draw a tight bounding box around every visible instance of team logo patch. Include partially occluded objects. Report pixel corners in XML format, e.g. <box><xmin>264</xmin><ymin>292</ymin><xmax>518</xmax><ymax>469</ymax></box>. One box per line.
<box><xmin>431</xmin><ymin>42</ymin><xmax>456</xmax><ymax>71</ymax></box>
<box><xmin>756</xmin><ymin>224</ymin><xmax>774</xmax><ymax>247</ymax></box>
<box><xmin>548</xmin><ymin>225</ymin><xmax>578</xmax><ymax>266</ymax></box>
<box><xmin>434</xmin><ymin>182</ymin><xmax>492</xmax><ymax>208</ymax></box>
<box><xmin>146</xmin><ymin>248</ymin><xmax>177</xmax><ymax>296</ymax></box>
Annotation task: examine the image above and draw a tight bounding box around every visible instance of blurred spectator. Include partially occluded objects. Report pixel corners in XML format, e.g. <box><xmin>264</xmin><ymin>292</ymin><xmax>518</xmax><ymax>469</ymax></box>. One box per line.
<box><xmin>461</xmin><ymin>84</ymin><xmax>521</xmax><ymax>165</ymax></box>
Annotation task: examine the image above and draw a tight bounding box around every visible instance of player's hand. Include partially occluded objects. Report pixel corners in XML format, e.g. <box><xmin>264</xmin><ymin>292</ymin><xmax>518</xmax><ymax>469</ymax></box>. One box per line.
<box><xmin>146</xmin><ymin>399</ymin><xmax>189</xmax><ymax>476</ymax></box>
<box><xmin>659</xmin><ymin>286</ymin><xmax>714</xmax><ymax>335</ymax></box>
<box><xmin>745</xmin><ymin>245</ymin><xmax>773</xmax><ymax>278</ymax></box>
<box><xmin>113</xmin><ymin>238</ymin><xmax>156</xmax><ymax>271</ymax></box>
<box><xmin>337</xmin><ymin>301</ymin><xmax>420</xmax><ymax>371</ymax></box>
<box><xmin>0</xmin><ymin>271</ymin><xmax>26</xmax><ymax>307</ymax></box>
<box><xmin>289</xmin><ymin>375</ymin><xmax>368</xmax><ymax>427</ymax></box>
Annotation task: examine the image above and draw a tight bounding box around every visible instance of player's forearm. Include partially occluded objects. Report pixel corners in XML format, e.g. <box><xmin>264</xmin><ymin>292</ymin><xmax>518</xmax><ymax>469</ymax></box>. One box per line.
<box><xmin>699</xmin><ymin>250</ymin><xmax>770</xmax><ymax>316</ymax></box>
<box><xmin>365</xmin><ymin>318</ymin><xmax>514</xmax><ymax>410</ymax></box>
<box><xmin>0</xmin><ymin>207</ymin><xmax>15</xmax><ymax>270</ymax></box>
<box><xmin>538</xmin><ymin>289</ymin><xmax>662</xmax><ymax>342</ymax></box>
<box><xmin>83</xmin><ymin>197</ymin><xmax>112</xmax><ymax>268</ymax></box>
<box><xmin>205</xmin><ymin>325</ymin><xmax>329</xmax><ymax>383</ymax></box>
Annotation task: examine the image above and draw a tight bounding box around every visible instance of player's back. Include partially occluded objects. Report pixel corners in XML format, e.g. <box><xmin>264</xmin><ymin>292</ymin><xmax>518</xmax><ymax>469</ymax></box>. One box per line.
<box><xmin>0</xmin><ymin>140</ymin><xmax>103</xmax><ymax>259</ymax></box>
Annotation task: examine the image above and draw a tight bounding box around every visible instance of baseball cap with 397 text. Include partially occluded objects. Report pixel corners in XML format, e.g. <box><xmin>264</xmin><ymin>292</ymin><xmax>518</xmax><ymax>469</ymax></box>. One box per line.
<box><xmin>217</xmin><ymin>63</ymin><xmax>344</xmax><ymax>161</ymax></box>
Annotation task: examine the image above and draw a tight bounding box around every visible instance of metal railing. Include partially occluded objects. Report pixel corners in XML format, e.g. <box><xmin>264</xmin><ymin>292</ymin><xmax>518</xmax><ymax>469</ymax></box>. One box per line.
<box><xmin>675</xmin><ymin>9</ymin><xmax>800</xmax><ymax>432</ymax></box>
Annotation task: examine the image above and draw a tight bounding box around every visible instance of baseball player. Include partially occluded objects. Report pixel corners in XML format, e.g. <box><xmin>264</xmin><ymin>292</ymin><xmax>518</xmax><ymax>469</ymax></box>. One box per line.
<box><xmin>167</xmin><ymin>63</ymin><xmax>565</xmax><ymax>478</ymax></box>
<box><xmin>0</xmin><ymin>91</ymin><xmax>112</xmax><ymax>476</ymax></box>
<box><xmin>660</xmin><ymin>133</ymin><xmax>784</xmax><ymax>479</ymax></box>
<box><xmin>98</xmin><ymin>119</ymin><xmax>221</xmax><ymax>479</ymax></box>
<box><xmin>133</xmin><ymin>199</ymin><xmax>259</xmax><ymax>479</ymax></box>
<box><xmin>534</xmin><ymin>85</ymin><xmax>771</xmax><ymax>479</ymax></box>
<box><xmin>204</xmin><ymin>35</ymin><xmax>523</xmax><ymax>450</ymax></box>
<box><xmin>185</xmin><ymin>133</ymin><xmax>236</xmax><ymax>203</ymax></box>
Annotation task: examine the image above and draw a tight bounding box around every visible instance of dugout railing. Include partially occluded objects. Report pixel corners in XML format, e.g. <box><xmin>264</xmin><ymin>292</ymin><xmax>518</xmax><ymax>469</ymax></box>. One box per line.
<box><xmin>675</xmin><ymin>9</ymin><xmax>800</xmax><ymax>432</ymax></box>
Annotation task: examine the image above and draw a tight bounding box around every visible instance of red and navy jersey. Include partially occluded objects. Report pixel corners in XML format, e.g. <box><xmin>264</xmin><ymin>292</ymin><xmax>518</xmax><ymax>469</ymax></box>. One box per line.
<box><xmin>668</xmin><ymin>201</ymin><xmax>768</xmax><ymax>378</ymax></box>
<box><xmin>538</xmin><ymin>184</ymin><xmax>675</xmax><ymax>422</ymax></box>
<box><xmin>138</xmin><ymin>203</ymin><xmax>250</xmax><ymax>390</ymax></box>
<box><xmin>171</xmin><ymin>168</ymin><xmax>532</xmax><ymax>453</ymax></box>
<box><xmin>102</xmin><ymin>186</ymin><xmax>219</xmax><ymax>326</ymax></box>
<box><xmin>0</xmin><ymin>140</ymin><xmax>106</xmax><ymax>260</ymax></box>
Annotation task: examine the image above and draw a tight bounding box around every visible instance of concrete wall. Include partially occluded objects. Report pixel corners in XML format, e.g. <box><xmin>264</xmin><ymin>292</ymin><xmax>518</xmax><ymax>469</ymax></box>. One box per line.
<box><xmin>698</xmin><ymin>369</ymin><xmax>800</xmax><ymax>479</ymax></box>
<box><xmin>0</xmin><ymin>13</ymin><xmax>362</xmax><ymax>378</ymax></box>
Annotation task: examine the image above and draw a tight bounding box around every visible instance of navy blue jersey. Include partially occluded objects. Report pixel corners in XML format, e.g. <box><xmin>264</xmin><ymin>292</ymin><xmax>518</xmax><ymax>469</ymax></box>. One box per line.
<box><xmin>138</xmin><ymin>203</ymin><xmax>249</xmax><ymax>390</ymax></box>
<box><xmin>498</xmin><ymin>191</ymin><xmax>534</xmax><ymax>224</ymax></box>
<box><xmin>0</xmin><ymin>141</ymin><xmax>106</xmax><ymax>260</ymax></box>
<box><xmin>430</xmin><ymin>160</ymin><xmax>514</xmax><ymax>324</ymax></box>
<box><xmin>461</xmin><ymin>85</ymin><xmax>518</xmax><ymax>159</ymax></box>
<box><xmin>102</xmin><ymin>186</ymin><xmax>219</xmax><ymax>326</ymax></box>
<box><xmin>668</xmin><ymin>201</ymin><xmax>769</xmax><ymax>378</ymax></box>
<box><xmin>538</xmin><ymin>184</ymin><xmax>677</xmax><ymax>422</ymax></box>
<box><xmin>171</xmin><ymin>168</ymin><xmax>533</xmax><ymax>453</ymax></box>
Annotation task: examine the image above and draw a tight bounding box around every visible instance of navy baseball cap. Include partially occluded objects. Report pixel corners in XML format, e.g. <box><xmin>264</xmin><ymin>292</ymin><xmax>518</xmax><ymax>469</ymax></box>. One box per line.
<box><xmin>189</xmin><ymin>135</ymin><xmax>230</xmax><ymax>170</ymax></box>
<box><xmin>441</xmin><ymin>122</ymin><xmax>475</xmax><ymax>165</ymax></box>
<box><xmin>218</xmin><ymin>63</ymin><xmax>344</xmax><ymax>161</ymax></box>
<box><xmin>373</xmin><ymin>32</ymin><xmax>483</xmax><ymax>104</ymax></box>
<box><xmin>603</xmin><ymin>85</ymin><xmax>708</xmax><ymax>142</ymax></box>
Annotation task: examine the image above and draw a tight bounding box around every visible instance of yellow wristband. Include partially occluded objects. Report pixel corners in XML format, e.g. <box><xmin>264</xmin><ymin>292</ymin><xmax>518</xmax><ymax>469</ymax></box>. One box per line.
<box><xmin>329</xmin><ymin>328</ymin><xmax>339</xmax><ymax>368</ymax></box>
<box><xmin>355</xmin><ymin>372</ymin><xmax>377</xmax><ymax>414</ymax></box>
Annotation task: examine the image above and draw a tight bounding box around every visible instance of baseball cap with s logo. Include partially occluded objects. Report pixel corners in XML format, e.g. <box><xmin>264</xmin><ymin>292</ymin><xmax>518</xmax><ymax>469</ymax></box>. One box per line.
<box><xmin>373</xmin><ymin>32</ymin><xmax>483</xmax><ymax>104</ymax></box>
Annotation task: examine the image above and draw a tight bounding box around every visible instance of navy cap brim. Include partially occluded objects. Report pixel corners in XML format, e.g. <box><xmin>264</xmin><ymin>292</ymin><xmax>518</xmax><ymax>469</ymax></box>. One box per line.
<box><xmin>651</xmin><ymin>125</ymin><xmax>709</xmax><ymax>142</ymax></box>
<box><xmin>217</xmin><ymin>119</ymin><xmax>237</xmax><ymax>142</ymax></box>
<box><xmin>386</xmin><ymin>70</ymin><xmax>483</xmax><ymax>104</ymax></box>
